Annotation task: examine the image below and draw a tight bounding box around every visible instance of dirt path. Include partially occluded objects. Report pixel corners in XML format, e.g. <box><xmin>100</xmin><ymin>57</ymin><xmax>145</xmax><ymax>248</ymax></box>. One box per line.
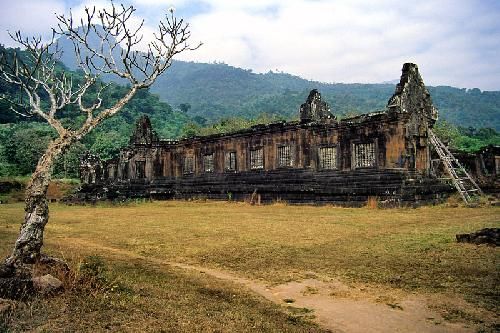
<box><xmin>171</xmin><ymin>264</ymin><xmax>471</xmax><ymax>333</ymax></box>
<box><xmin>59</xmin><ymin>238</ymin><xmax>473</xmax><ymax>333</ymax></box>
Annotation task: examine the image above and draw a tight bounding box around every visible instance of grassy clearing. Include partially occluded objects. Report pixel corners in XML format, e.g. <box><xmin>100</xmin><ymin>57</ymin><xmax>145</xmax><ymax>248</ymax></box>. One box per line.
<box><xmin>2</xmin><ymin>229</ymin><xmax>327</xmax><ymax>331</ymax></box>
<box><xmin>1</xmin><ymin>255</ymin><xmax>327</xmax><ymax>332</ymax></box>
<box><xmin>0</xmin><ymin>201</ymin><xmax>498</xmax><ymax>331</ymax></box>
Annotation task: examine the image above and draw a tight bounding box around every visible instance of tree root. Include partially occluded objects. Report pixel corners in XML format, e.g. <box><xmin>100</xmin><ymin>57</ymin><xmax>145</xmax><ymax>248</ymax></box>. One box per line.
<box><xmin>0</xmin><ymin>254</ymin><xmax>69</xmax><ymax>300</ymax></box>
<box><xmin>0</xmin><ymin>262</ymin><xmax>34</xmax><ymax>300</ymax></box>
<box><xmin>38</xmin><ymin>254</ymin><xmax>70</xmax><ymax>274</ymax></box>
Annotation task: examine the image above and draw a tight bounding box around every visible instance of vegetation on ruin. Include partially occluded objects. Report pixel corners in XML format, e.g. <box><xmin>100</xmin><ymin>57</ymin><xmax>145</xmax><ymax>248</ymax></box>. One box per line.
<box><xmin>0</xmin><ymin>200</ymin><xmax>498</xmax><ymax>331</ymax></box>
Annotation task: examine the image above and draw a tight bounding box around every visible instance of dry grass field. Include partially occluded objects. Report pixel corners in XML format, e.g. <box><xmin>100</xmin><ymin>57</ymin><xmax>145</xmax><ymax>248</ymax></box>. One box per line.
<box><xmin>0</xmin><ymin>200</ymin><xmax>498</xmax><ymax>332</ymax></box>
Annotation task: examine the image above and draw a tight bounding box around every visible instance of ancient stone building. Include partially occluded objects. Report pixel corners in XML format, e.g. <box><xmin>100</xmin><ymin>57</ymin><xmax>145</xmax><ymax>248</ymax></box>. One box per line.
<box><xmin>79</xmin><ymin>63</ymin><xmax>460</xmax><ymax>206</ymax></box>
<box><xmin>444</xmin><ymin>145</ymin><xmax>500</xmax><ymax>194</ymax></box>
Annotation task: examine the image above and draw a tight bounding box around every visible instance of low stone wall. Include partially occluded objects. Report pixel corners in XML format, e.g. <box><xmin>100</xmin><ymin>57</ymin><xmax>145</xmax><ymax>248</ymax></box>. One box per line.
<box><xmin>74</xmin><ymin>168</ymin><xmax>454</xmax><ymax>207</ymax></box>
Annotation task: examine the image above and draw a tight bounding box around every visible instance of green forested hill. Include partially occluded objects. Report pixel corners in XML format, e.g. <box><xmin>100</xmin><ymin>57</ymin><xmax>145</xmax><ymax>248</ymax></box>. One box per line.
<box><xmin>150</xmin><ymin>61</ymin><xmax>500</xmax><ymax>130</ymax></box>
<box><xmin>54</xmin><ymin>29</ymin><xmax>500</xmax><ymax>130</ymax></box>
<box><xmin>427</xmin><ymin>87</ymin><xmax>500</xmax><ymax>129</ymax></box>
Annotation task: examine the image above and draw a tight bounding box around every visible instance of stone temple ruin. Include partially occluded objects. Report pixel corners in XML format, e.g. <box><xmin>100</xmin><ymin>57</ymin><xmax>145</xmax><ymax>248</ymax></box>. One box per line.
<box><xmin>77</xmin><ymin>63</ymin><xmax>499</xmax><ymax>206</ymax></box>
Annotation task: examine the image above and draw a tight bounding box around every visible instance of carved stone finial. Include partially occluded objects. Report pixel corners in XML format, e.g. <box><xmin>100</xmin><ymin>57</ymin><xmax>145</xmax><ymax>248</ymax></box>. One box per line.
<box><xmin>387</xmin><ymin>63</ymin><xmax>438</xmax><ymax>125</ymax></box>
<box><xmin>130</xmin><ymin>115</ymin><xmax>158</xmax><ymax>145</ymax></box>
<box><xmin>299</xmin><ymin>89</ymin><xmax>335</xmax><ymax>123</ymax></box>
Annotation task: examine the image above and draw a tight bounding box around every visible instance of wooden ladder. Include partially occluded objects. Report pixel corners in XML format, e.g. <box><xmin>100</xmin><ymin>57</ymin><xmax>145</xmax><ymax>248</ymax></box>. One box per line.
<box><xmin>428</xmin><ymin>129</ymin><xmax>483</xmax><ymax>204</ymax></box>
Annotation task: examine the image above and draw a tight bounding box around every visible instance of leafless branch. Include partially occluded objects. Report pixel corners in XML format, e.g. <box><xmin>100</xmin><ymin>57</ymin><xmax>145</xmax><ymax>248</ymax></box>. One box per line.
<box><xmin>56</xmin><ymin>3</ymin><xmax>200</xmax><ymax>88</ymax></box>
<box><xmin>0</xmin><ymin>2</ymin><xmax>200</xmax><ymax>141</ymax></box>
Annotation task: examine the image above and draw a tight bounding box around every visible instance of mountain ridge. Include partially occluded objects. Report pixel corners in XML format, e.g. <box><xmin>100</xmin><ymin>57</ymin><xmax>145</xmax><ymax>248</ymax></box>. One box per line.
<box><xmin>54</xmin><ymin>30</ymin><xmax>500</xmax><ymax>131</ymax></box>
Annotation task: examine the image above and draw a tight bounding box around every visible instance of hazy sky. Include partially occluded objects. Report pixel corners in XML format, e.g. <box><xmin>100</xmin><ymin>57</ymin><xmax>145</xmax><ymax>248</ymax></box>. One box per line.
<box><xmin>1</xmin><ymin>0</ymin><xmax>499</xmax><ymax>90</ymax></box>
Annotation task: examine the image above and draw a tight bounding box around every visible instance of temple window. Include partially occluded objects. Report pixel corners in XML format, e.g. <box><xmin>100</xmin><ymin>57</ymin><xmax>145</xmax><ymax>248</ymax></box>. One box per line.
<box><xmin>135</xmin><ymin>161</ymin><xmax>146</xmax><ymax>179</ymax></box>
<box><xmin>353</xmin><ymin>142</ymin><xmax>376</xmax><ymax>168</ymax></box>
<box><xmin>225</xmin><ymin>151</ymin><xmax>237</xmax><ymax>171</ymax></box>
<box><xmin>183</xmin><ymin>156</ymin><xmax>194</xmax><ymax>174</ymax></box>
<box><xmin>203</xmin><ymin>153</ymin><xmax>215</xmax><ymax>173</ymax></box>
<box><xmin>250</xmin><ymin>148</ymin><xmax>264</xmax><ymax>170</ymax></box>
<box><xmin>318</xmin><ymin>146</ymin><xmax>337</xmax><ymax>169</ymax></box>
<box><xmin>277</xmin><ymin>145</ymin><xmax>293</xmax><ymax>167</ymax></box>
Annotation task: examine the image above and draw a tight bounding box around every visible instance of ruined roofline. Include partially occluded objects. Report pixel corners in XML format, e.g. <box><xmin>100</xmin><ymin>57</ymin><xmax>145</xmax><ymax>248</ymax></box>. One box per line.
<box><xmin>146</xmin><ymin>107</ymin><xmax>401</xmax><ymax>145</ymax></box>
<box><xmin>174</xmin><ymin>120</ymin><xmax>305</xmax><ymax>143</ymax></box>
<box><xmin>147</xmin><ymin>115</ymin><xmax>378</xmax><ymax>145</ymax></box>
<box><xmin>143</xmin><ymin>111</ymin><xmax>402</xmax><ymax>147</ymax></box>
<box><xmin>132</xmin><ymin>110</ymin><xmax>399</xmax><ymax>147</ymax></box>
<box><xmin>338</xmin><ymin>110</ymin><xmax>387</xmax><ymax>123</ymax></box>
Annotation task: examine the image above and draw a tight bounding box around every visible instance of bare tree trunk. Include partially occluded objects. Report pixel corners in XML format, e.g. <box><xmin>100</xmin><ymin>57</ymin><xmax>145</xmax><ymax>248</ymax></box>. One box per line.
<box><xmin>5</xmin><ymin>136</ymin><xmax>73</xmax><ymax>267</ymax></box>
<box><xmin>0</xmin><ymin>4</ymin><xmax>198</xmax><ymax>275</ymax></box>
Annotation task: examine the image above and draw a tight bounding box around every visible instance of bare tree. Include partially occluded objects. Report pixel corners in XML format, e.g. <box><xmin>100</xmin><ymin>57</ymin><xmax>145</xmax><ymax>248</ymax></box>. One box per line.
<box><xmin>0</xmin><ymin>3</ymin><xmax>199</xmax><ymax>270</ymax></box>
